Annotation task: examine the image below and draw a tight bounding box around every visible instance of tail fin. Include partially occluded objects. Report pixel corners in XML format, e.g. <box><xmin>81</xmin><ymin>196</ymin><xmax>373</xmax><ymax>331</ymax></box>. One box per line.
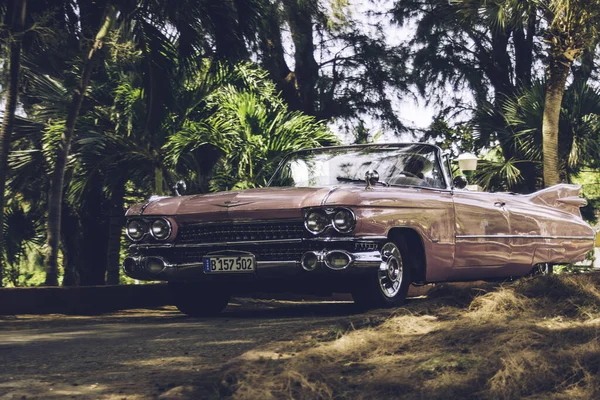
<box><xmin>527</xmin><ymin>184</ymin><xmax>587</xmax><ymax>217</ymax></box>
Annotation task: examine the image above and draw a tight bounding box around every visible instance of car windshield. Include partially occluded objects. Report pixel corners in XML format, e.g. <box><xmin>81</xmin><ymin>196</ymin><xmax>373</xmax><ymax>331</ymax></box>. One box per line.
<box><xmin>269</xmin><ymin>144</ymin><xmax>447</xmax><ymax>189</ymax></box>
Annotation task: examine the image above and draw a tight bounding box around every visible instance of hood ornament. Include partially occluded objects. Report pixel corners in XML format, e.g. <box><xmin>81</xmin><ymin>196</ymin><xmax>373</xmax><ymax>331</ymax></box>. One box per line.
<box><xmin>214</xmin><ymin>200</ymin><xmax>254</xmax><ymax>208</ymax></box>
<box><xmin>365</xmin><ymin>170</ymin><xmax>379</xmax><ymax>190</ymax></box>
<box><xmin>173</xmin><ymin>180</ymin><xmax>187</xmax><ymax>196</ymax></box>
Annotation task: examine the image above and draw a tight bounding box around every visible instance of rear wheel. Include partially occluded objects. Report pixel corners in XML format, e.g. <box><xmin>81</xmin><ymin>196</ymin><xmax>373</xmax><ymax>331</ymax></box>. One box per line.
<box><xmin>352</xmin><ymin>241</ymin><xmax>412</xmax><ymax>309</ymax></box>
<box><xmin>529</xmin><ymin>263</ymin><xmax>553</xmax><ymax>276</ymax></box>
<box><xmin>169</xmin><ymin>282</ymin><xmax>231</xmax><ymax>317</ymax></box>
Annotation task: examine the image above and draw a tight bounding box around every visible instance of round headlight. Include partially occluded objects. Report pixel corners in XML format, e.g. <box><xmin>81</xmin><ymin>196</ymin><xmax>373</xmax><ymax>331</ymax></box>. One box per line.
<box><xmin>150</xmin><ymin>218</ymin><xmax>171</xmax><ymax>240</ymax></box>
<box><xmin>126</xmin><ymin>219</ymin><xmax>147</xmax><ymax>241</ymax></box>
<box><xmin>332</xmin><ymin>209</ymin><xmax>355</xmax><ymax>233</ymax></box>
<box><xmin>305</xmin><ymin>210</ymin><xmax>329</xmax><ymax>234</ymax></box>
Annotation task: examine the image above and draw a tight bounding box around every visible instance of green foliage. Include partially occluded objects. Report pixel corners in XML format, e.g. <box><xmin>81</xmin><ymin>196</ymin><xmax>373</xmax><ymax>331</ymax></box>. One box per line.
<box><xmin>472</xmin><ymin>158</ymin><xmax>528</xmax><ymax>192</ymax></box>
<box><xmin>1</xmin><ymin>200</ymin><xmax>45</xmax><ymax>287</ymax></box>
<box><xmin>165</xmin><ymin>63</ymin><xmax>339</xmax><ymax>191</ymax></box>
<box><xmin>572</xmin><ymin>170</ymin><xmax>600</xmax><ymax>224</ymax></box>
<box><xmin>4</xmin><ymin>0</ymin><xmax>600</xmax><ymax>286</ymax></box>
<box><xmin>422</xmin><ymin>117</ymin><xmax>478</xmax><ymax>159</ymax></box>
<box><xmin>500</xmin><ymin>81</ymin><xmax>600</xmax><ymax>176</ymax></box>
<box><xmin>352</xmin><ymin>121</ymin><xmax>382</xmax><ymax>145</ymax></box>
<box><xmin>465</xmin><ymin>81</ymin><xmax>600</xmax><ymax>192</ymax></box>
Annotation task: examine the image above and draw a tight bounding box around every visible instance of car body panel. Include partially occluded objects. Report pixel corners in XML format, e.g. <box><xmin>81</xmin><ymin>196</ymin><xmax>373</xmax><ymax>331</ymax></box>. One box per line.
<box><xmin>325</xmin><ymin>187</ymin><xmax>456</xmax><ymax>282</ymax></box>
<box><xmin>453</xmin><ymin>191</ymin><xmax>512</xmax><ymax>270</ymax></box>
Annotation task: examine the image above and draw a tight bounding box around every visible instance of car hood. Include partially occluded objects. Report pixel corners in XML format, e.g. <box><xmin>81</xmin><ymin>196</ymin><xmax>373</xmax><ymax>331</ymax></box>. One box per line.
<box><xmin>125</xmin><ymin>185</ymin><xmax>436</xmax><ymax>223</ymax></box>
<box><xmin>126</xmin><ymin>186</ymin><xmax>341</xmax><ymax>222</ymax></box>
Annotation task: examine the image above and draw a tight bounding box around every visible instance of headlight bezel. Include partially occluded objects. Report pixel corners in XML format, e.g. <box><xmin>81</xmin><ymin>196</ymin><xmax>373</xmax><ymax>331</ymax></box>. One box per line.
<box><xmin>150</xmin><ymin>218</ymin><xmax>172</xmax><ymax>241</ymax></box>
<box><xmin>303</xmin><ymin>207</ymin><xmax>356</xmax><ymax>235</ymax></box>
<box><xmin>126</xmin><ymin>219</ymin><xmax>149</xmax><ymax>241</ymax></box>
<box><xmin>304</xmin><ymin>209</ymin><xmax>330</xmax><ymax>235</ymax></box>
<box><xmin>125</xmin><ymin>217</ymin><xmax>173</xmax><ymax>242</ymax></box>
<box><xmin>331</xmin><ymin>208</ymin><xmax>356</xmax><ymax>233</ymax></box>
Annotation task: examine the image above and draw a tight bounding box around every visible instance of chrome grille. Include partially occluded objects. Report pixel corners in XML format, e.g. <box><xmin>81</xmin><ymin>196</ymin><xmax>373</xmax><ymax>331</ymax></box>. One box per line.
<box><xmin>148</xmin><ymin>242</ymin><xmax>327</xmax><ymax>263</ymax></box>
<box><xmin>177</xmin><ymin>220</ymin><xmax>309</xmax><ymax>244</ymax></box>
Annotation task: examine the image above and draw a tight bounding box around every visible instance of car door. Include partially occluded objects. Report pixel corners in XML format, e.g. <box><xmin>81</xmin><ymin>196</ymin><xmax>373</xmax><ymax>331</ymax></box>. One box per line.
<box><xmin>452</xmin><ymin>191</ymin><xmax>512</xmax><ymax>275</ymax></box>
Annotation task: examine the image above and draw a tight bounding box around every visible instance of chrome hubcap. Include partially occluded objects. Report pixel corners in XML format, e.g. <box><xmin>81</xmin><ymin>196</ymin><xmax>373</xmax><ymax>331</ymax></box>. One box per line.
<box><xmin>378</xmin><ymin>242</ymin><xmax>403</xmax><ymax>298</ymax></box>
<box><xmin>538</xmin><ymin>263</ymin><xmax>552</xmax><ymax>275</ymax></box>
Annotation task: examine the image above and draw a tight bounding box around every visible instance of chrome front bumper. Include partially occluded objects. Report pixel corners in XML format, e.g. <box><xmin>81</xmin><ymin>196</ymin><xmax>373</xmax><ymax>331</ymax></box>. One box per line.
<box><xmin>123</xmin><ymin>237</ymin><xmax>385</xmax><ymax>282</ymax></box>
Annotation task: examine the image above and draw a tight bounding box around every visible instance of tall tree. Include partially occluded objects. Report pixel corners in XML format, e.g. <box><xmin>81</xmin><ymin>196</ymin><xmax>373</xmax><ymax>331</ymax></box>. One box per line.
<box><xmin>0</xmin><ymin>0</ymin><xmax>27</xmax><ymax>286</ymax></box>
<box><xmin>257</xmin><ymin>0</ymin><xmax>411</xmax><ymax>130</ymax></box>
<box><xmin>537</xmin><ymin>0</ymin><xmax>600</xmax><ymax>186</ymax></box>
<box><xmin>44</xmin><ymin>3</ymin><xmax>117</xmax><ymax>285</ymax></box>
<box><xmin>394</xmin><ymin>0</ymin><xmax>541</xmax><ymax>192</ymax></box>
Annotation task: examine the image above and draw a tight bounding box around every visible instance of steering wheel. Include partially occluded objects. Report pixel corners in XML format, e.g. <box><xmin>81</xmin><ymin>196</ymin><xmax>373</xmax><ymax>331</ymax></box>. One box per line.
<box><xmin>399</xmin><ymin>170</ymin><xmax>420</xmax><ymax>179</ymax></box>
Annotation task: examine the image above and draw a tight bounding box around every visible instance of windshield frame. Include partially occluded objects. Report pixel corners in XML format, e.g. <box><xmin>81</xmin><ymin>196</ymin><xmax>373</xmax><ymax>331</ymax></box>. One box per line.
<box><xmin>267</xmin><ymin>143</ymin><xmax>451</xmax><ymax>190</ymax></box>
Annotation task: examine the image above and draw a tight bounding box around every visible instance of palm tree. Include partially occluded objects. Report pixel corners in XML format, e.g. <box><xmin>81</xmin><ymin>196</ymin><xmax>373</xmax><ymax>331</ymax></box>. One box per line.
<box><xmin>165</xmin><ymin>63</ymin><xmax>339</xmax><ymax>191</ymax></box>
<box><xmin>0</xmin><ymin>0</ymin><xmax>27</xmax><ymax>286</ymax></box>
<box><xmin>395</xmin><ymin>0</ymin><xmax>540</xmax><ymax>191</ymax></box>
<box><xmin>472</xmin><ymin>81</ymin><xmax>600</xmax><ymax>192</ymax></box>
<box><xmin>40</xmin><ymin>0</ymin><xmax>264</xmax><ymax>285</ymax></box>
<box><xmin>535</xmin><ymin>0</ymin><xmax>600</xmax><ymax>186</ymax></box>
<box><xmin>44</xmin><ymin>3</ymin><xmax>118</xmax><ymax>285</ymax></box>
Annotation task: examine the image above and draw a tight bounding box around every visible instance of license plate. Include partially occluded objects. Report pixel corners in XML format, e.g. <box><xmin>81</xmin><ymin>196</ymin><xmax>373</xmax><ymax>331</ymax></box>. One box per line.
<box><xmin>203</xmin><ymin>255</ymin><xmax>255</xmax><ymax>274</ymax></box>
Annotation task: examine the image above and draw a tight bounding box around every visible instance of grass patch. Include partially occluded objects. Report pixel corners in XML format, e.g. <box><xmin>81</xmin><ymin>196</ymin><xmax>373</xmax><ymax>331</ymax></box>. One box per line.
<box><xmin>215</xmin><ymin>273</ymin><xmax>600</xmax><ymax>399</ymax></box>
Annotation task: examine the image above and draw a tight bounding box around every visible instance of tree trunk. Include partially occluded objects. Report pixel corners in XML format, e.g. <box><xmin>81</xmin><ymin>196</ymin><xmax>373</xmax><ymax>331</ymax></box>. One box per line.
<box><xmin>258</xmin><ymin>0</ymin><xmax>301</xmax><ymax>111</ymax></box>
<box><xmin>60</xmin><ymin>203</ymin><xmax>80</xmax><ymax>286</ymax></box>
<box><xmin>77</xmin><ymin>176</ymin><xmax>110</xmax><ymax>286</ymax></box>
<box><xmin>513</xmin><ymin>7</ymin><xmax>536</xmax><ymax>89</ymax></box>
<box><xmin>44</xmin><ymin>4</ymin><xmax>117</xmax><ymax>286</ymax></box>
<box><xmin>542</xmin><ymin>55</ymin><xmax>572</xmax><ymax>187</ymax></box>
<box><xmin>0</xmin><ymin>0</ymin><xmax>27</xmax><ymax>287</ymax></box>
<box><xmin>106</xmin><ymin>178</ymin><xmax>126</xmax><ymax>285</ymax></box>
<box><xmin>281</xmin><ymin>0</ymin><xmax>320</xmax><ymax>115</ymax></box>
<box><xmin>571</xmin><ymin>46</ymin><xmax>595</xmax><ymax>88</ymax></box>
<box><xmin>209</xmin><ymin>0</ymin><xmax>248</xmax><ymax>61</ymax></box>
<box><xmin>154</xmin><ymin>166</ymin><xmax>164</xmax><ymax>195</ymax></box>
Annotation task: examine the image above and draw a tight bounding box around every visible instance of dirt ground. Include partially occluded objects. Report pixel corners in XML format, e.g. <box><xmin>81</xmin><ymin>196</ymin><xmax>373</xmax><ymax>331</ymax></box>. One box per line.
<box><xmin>3</xmin><ymin>275</ymin><xmax>600</xmax><ymax>400</ymax></box>
<box><xmin>0</xmin><ymin>297</ymin><xmax>392</xmax><ymax>399</ymax></box>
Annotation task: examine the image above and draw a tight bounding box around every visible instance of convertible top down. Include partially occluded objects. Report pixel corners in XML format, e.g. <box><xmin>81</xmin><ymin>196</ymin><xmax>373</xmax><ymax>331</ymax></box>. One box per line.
<box><xmin>123</xmin><ymin>144</ymin><xmax>596</xmax><ymax>316</ymax></box>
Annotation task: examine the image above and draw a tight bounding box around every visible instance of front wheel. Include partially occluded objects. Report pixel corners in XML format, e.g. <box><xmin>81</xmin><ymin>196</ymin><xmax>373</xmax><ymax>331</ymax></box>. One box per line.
<box><xmin>352</xmin><ymin>241</ymin><xmax>411</xmax><ymax>309</ymax></box>
<box><xmin>169</xmin><ymin>282</ymin><xmax>231</xmax><ymax>317</ymax></box>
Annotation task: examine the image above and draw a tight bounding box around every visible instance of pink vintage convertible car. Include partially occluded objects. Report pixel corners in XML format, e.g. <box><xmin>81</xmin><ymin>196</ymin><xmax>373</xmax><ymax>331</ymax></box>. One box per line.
<box><xmin>123</xmin><ymin>143</ymin><xmax>596</xmax><ymax>316</ymax></box>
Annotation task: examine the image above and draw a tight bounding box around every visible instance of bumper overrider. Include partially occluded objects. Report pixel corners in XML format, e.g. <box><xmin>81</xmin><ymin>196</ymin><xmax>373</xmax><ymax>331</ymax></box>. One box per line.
<box><xmin>122</xmin><ymin>237</ymin><xmax>387</xmax><ymax>282</ymax></box>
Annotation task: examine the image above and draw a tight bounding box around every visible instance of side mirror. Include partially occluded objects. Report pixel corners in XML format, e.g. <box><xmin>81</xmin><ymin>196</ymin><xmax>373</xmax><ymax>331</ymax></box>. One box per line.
<box><xmin>365</xmin><ymin>170</ymin><xmax>379</xmax><ymax>189</ymax></box>
<box><xmin>173</xmin><ymin>180</ymin><xmax>187</xmax><ymax>196</ymax></box>
<box><xmin>453</xmin><ymin>175</ymin><xmax>468</xmax><ymax>189</ymax></box>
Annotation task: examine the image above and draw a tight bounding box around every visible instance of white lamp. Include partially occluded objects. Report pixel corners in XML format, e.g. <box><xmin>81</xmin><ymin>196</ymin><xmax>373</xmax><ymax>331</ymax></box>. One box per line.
<box><xmin>457</xmin><ymin>152</ymin><xmax>478</xmax><ymax>172</ymax></box>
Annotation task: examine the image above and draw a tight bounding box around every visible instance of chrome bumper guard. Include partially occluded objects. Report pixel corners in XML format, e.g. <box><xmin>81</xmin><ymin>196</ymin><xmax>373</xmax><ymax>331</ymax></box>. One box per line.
<box><xmin>123</xmin><ymin>237</ymin><xmax>385</xmax><ymax>281</ymax></box>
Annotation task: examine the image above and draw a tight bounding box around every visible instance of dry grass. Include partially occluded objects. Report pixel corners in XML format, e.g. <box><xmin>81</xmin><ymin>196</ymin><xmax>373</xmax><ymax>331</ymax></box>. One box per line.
<box><xmin>217</xmin><ymin>273</ymin><xmax>600</xmax><ymax>400</ymax></box>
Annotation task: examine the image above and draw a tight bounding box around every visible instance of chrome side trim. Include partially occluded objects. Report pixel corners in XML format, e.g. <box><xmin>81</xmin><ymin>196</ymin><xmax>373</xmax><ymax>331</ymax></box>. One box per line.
<box><xmin>456</xmin><ymin>234</ymin><xmax>595</xmax><ymax>240</ymax></box>
<box><xmin>129</xmin><ymin>236</ymin><xmax>387</xmax><ymax>250</ymax></box>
